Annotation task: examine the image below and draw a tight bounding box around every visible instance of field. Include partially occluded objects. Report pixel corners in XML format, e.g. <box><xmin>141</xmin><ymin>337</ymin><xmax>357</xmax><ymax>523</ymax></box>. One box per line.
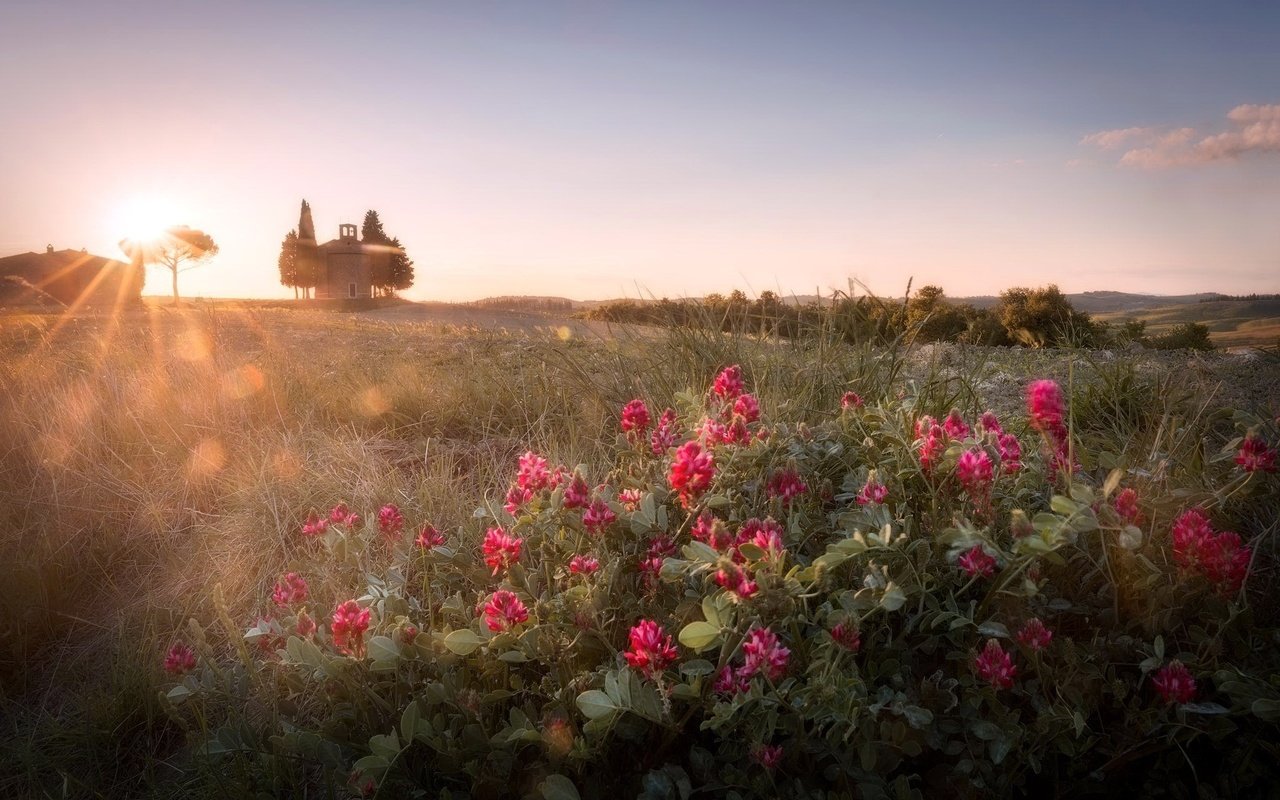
<box><xmin>1092</xmin><ymin>298</ymin><xmax>1280</xmax><ymax>350</ymax></box>
<box><xmin>1</xmin><ymin>303</ymin><xmax>1278</xmax><ymax>798</ymax></box>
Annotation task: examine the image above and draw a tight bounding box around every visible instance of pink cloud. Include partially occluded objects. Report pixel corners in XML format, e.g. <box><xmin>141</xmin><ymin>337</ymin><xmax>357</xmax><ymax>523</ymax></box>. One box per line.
<box><xmin>1083</xmin><ymin>104</ymin><xmax>1280</xmax><ymax>168</ymax></box>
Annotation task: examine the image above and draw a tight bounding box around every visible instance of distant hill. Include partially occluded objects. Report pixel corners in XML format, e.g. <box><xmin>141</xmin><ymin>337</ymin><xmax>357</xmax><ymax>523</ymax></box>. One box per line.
<box><xmin>0</xmin><ymin>247</ymin><xmax>143</xmax><ymax>307</ymax></box>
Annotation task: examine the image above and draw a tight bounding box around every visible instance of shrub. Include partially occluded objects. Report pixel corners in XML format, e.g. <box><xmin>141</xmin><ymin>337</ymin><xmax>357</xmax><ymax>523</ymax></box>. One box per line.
<box><xmin>1149</xmin><ymin>322</ymin><xmax>1214</xmax><ymax>351</ymax></box>
<box><xmin>164</xmin><ymin>368</ymin><xmax>1280</xmax><ymax>798</ymax></box>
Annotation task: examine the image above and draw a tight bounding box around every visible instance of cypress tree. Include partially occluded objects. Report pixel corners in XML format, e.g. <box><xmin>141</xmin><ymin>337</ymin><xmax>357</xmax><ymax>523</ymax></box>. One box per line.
<box><xmin>278</xmin><ymin>229</ymin><xmax>299</xmax><ymax>298</ymax></box>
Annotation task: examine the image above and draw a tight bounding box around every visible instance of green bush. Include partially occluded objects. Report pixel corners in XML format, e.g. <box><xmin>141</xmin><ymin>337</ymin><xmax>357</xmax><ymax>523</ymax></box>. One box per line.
<box><xmin>164</xmin><ymin>368</ymin><xmax>1280</xmax><ymax>798</ymax></box>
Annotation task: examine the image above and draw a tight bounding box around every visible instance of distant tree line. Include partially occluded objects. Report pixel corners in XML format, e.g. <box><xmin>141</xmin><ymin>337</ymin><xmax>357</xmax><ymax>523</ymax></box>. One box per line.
<box><xmin>1198</xmin><ymin>293</ymin><xmax>1280</xmax><ymax>303</ymax></box>
<box><xmin>583</xmin><ymin>285</ymin><xmax>1214</xmax><ymax>351</ymax></box>
<box><xmin>472</xmin><ymin>297</ymin><xmax>576</xmax><ymax>313</ymax></box>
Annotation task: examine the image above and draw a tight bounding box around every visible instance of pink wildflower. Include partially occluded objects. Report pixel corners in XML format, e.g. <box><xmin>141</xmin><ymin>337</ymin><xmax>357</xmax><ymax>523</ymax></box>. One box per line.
<box><xmin>620</xmin><ymin>398</ymin><xmax>651</xmax><ymax>440</ymax></box>
<box><xmin>271</xmin><ymin>572</ymin><xmax>309</xmax><ymax>607</ymax></box>
<box><xmin>1171</xmin><ymin>508</ymin><xmax>1214</xmax><ymax>570</ymax></box>
<box><xmin>624</xmin><ymin>620</ymin><xmax>678</xmax><ymax>678</ymax></box>
<box><xmin>1152</xmin><ymin>660</ymin><xmax>1197</xmax><ymax>705</ymax></box>
<box><xmin>692</xmin><ymin>512</ymin><xmax>734</xmax><ymax>551</ymax></box>
<box><xmin>1016</xmin><ymin>618</ymin><xmax>1053</xmax><ymax>652</ymax></box>
<box><xmin>712</xmin><ymin>365</ymin><xmax>744</xmax><ymax>400</ymax></box>
<box><xmin>569</xmin><ymin>554</ymin><xmax>600</xmax><ymax>575</ymax></box>
<box><xmin>997</xmin><ymin>433</ymin><xmax>1022</xmax><ymax>473</ymax></box>
<box><xmin>733</xmin><ymin>393</ymin><xmax>761</xmax><ymax>424</ymax></box>
<box><xmin>740</xmin><ymin>627</ymin><xmax>790</xmax><ymax>681</ymax></box>
<box><xmin>766</xmin><ymin>467</ymin><xmax>807</xmax><ymax>506</ymax></box>
<box><xmin>752</xmin><ymin>744</ymin><xmax>783</xmax><ymax>770</ymax></box>
<box><xmin>840</xmin><ymin>391</ymin><xmax>863</xmax><ymax>410</ymax></box>
<box><xmin>377</xmin><ymin>503</ymin><xmax>404</xmax><ymax>540</ymax></box>
<box><xmin>917</xmin><ymin>422</ymin><xmax>947</xmax><ymax>473</ymax></box>
<box><xmin>415</xmin><ymin>524</ymin><xmax>446</xmax><ymax>550</ymax></box>
<box><xmin>958</xmin><ymin>545</ymin><xmax>997</xmax><ymax>579</ymax></box>
<box><xmin>483</xmin><ymin>589</ymin><xmax>529</xmax><ymax>632</ymax></box>
<box><xmin>956</xmin><ymin>447</ymin><xmax>995</xmax><ymax>496</ymax></box>
<box><xmin>714</xmin><ymin>664</ymin><xmax>750</xmax><ymax>695</ymax></box>
<box><xmin>750</xmin><ymin>521</ymin><xmax>786</xmax><ymax>561</ymax></box>
<box><xmin>1200</xmin><ymin>531</ymin><xmax>1250</xmax><ymax>595</ymax></box>
<box><xmin>978</xmin><ymin>411</ymin><xmax>1002</xmax><ymax>435</ymax></box>
<box><xmin>164</xmin><ymin>642</ymin><xmax>197</xmax><ymax>675</ymax></box>
<box><xmin>562</xmin><ymin>472</ymin><xmax>590</xmax><ymax>509</ymax></box>
<box><xmin>331</xmin><ymin>600</ymin><xmax>371</xmax><ymax>657</ymax></box>
<box><xmin>401</xmin><ymin>624</ymin><xmax>418</xmax><ymax>643</ymax></box>
<box><xmin>650</xmin><ymin>408</ymin><xmax>679</xmax><ymax>455</ymax></box>
<box><xmin>856</xmin><ymin>476</ymin><xmax>888</xmax><ymax>506</ymax></box>
<box><xmin>295</xmin><ymin>610</ymin><xmax>316</xmax><ymax>638</ymax></box>
<box><xmin>301</xmin><ymin>512</ymin><xmax>329</xmax><ymax>538</ymax></box>
<box><xmin>482</xmin><ymin>526</ymin><xmax>523</xmax><ymax>575</ymax></box>
<box><xmin>618</xmin><ymin>488</ymin><xmax>643</xmax><ymax>510</ymax></box>
<box><xmin>329</xmin><ymin>503</ymin><xmax>360</xmax><ymax>527</ymax></box>
<box><xmin>943</xmin><ymin>409</ymin><xmax>971</xmax><ymax>440</ymax></box>
<box><xmin>1114</xmin><ymin>488</ymin><xmax>1143</xmax><ymax>527</ymax></box>
<box><xmin>583</xmin><ymin>498</ymin><xmax>617</xmax><ymax>535</ymax></box>
<box><xmin>1235</xmin><ymin>435</ymin><xmax>1277</xmax><ymax>473</ymax></box>
<box><xmin>503</xmin><ymin>483</ymin><xmax>532</xmax><ymax>516</ymax></box>
<box><xmin>638</xmin><ymin>555</ymin><xmax>664</xmax><ymax>591</ymax></box>
<box><xmin>516</xmin><ymin>451</ymin><xmax>552</xmax><ymax>492</ymax></box>
<box><xmin>974</xmin><ymin>639</ymin><xmax>1017</xmax><ymax>690</ymax></box>
<box><xmin>714</xmin><ymin>563</ymin><xmax>759</xmax><ymax>600</ymax></box>
<box><xmin>669</xmin><ymin>441</ymin><xmax>716</xmax><ymax>508</ymax></box>
<box><xmin>1026</xmin><ymin>380</ymin><xmax>1065</xmax><ymax>433</ymax></box>
<box><xmin>831</xmin><ymin>622</ymin><xmax>861</xmax><ymax>652</ymax></box>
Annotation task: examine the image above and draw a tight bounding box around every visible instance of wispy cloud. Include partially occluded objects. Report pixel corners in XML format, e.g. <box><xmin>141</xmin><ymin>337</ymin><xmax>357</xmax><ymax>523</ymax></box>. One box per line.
<box><xmin>1082</xmin><ymin>104</ymin><xmax>1280</xmax><ymax>168</ymax></box>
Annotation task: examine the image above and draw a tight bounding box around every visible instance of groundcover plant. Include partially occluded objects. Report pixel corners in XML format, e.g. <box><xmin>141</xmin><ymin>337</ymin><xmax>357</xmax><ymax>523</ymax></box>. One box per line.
<box><xmin>162</xmin><ymin>366</ymin><xmax>1280</xmax><ymax>799</ymax></box>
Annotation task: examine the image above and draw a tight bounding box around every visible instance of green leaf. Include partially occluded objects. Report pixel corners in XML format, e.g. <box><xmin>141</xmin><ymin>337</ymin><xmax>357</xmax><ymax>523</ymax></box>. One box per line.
<box><xmin>369</xmin><ymin>730</ymin><xmax>400</xmax><ymax>761</ymax></box>
<box><xmin>444</xmin><ymin>629</ymin><xmax>483</xmax><ymax>656</ymax></box>
<box><xmin>165</xmin><ymin>685</ymin><xmax>192</xmax><ymax>704</ymax></box>
<box><xmin>540</xmin><ymin>774</ymin><xmax>581</xmax><ymax>800</ymax></box>
<box><xmin>1251</xmin><ymin>698</ymin><xmax>1280</xmax><ymax>721</ymax></box>
<box><xmin>680</xmin><ymin>659</ymin><xmax>716</xmax><ymax>677</ymax></box>
<box><xmin>576</xmin><ymin>690</ymin><xmax>620</xmax><ymax>720</ymax></box>
<box><xmin>367</xmin><ymin>635</ymin><xmax>400</xmax><ymax>662</ymax></box>
<box><xmin>678</xmin><ymin>621</ymin><xmax>721</xmax><ymax>652</ymax></box>
<box><xmin>682</xmin><ymin>541</ymin><xmax>719</xmax><ymax>563</ymax></box>
<box><xmin>977</xmin><ymin>621</ymin><xmax>1008</xmax><ymax>638</ymax></box>
<box><xmin>1051</xmin><ymin>495</ymin><xmax>1082</xmax><ymax>515</ymax></box>
<box><xmin>1118</xmin><ymin>525</ymin><xmax>1143</xmax><ymax>550</ymax></box>
<box><xmin>400</xmin><ymin>703</ymin><xmax>420</xmax><ymax>743</ymax></box>
<box><xmin>498</xmin><ymin>650</ymin><xmax>529</xmax><ymax>663</ymax></box>
<box><xmin>1181</xmin><ymin>702</ymin><xmax>1230</xmax><ymax>715</ymax></box>
<box><xmin>880</xmin><ymin>583</ymin><xmax>907</xmax><ymax>612</ymax></box>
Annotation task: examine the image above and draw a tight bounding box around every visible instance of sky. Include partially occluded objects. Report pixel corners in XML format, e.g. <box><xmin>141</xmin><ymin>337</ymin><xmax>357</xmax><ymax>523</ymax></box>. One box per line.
<box><xmin>0</xmin><ymin>0</ymin><xmax>1277</xmax><ymax>302</ymax></box>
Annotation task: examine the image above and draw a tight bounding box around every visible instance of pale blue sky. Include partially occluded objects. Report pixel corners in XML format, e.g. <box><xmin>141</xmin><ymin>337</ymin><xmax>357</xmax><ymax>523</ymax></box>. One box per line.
<box><xmin>0</xmin><ymin>1</ymin><xmax>1276</xmax><ymax>300</ymax></box>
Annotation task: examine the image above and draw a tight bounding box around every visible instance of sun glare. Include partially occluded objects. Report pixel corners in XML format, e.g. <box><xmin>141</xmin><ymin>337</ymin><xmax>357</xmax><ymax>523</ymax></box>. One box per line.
<box><xmin>113</xmin><ymin>195</ymin><xmax>176</xmax><ymax>244</ymax></box>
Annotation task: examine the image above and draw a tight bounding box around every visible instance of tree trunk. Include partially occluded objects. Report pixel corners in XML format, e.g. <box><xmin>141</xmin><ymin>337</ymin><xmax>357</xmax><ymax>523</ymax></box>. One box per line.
<box><xmin>171</xmin><ymin>266</ymin><xmax>180</xmax><ymax>305</ymax></box>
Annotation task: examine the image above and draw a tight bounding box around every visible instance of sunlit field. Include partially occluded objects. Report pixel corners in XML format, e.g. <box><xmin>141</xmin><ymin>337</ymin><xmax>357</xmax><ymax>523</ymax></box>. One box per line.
<box><xmin>0</xmin><ymin>303</ymin><xmax>1277</xmax><ymax>798</ymax></box>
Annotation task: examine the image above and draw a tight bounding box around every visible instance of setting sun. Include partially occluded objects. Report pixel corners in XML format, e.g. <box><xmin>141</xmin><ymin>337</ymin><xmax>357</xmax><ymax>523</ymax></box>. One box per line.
<box><xmin>112</xmin><ymin>194</ymin><xmax>177</xmax><ymax>244</ymax></box>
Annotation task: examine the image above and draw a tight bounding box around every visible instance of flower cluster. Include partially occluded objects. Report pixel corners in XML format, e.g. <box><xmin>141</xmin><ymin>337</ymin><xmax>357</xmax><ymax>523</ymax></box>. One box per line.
<box><xmin>415</xmin><ymin>524</ymin><xmax>446</xmax><ymax>550</ymax></box>
<box><xmin>301</xmin><ymin>512</ymin><xmax>329</xmax><ymax>538</ymax></box>
<box><xmin>974</xmin><ymin>639</ymin><xmax>1017</xmax><ymax>689</ymax></box>
<box><xmin>624</xmin><ymin>620</ymin><xmax>678</xmax><ymax>679</ymax></box>
<box><xmin>1235</xmin><ymin>435</ymin><xmax>1276</xmax><ymax>473</ymax></box>
<box><xmin>650</xmin><ymin>408</ymin><xmax>680</xmax><ymax>455</ymax></box>
<box><xmin>483</xmin><ymin>590</ymin><xmax>529</xmax><ymax>632</ymax></box>
<box><xmin>620</xmin><ymin>398</ymin><xmax>651</xmax><ymax>441</ymax></box>
<box><xmin>957</xmin><ymin>545</ymin><xmax>998</xmax><ymax>579</ymax></box>
<box><xmin>856</xmin><ymin>473</ymin><xmax>888</xmax><ymax>506</ymax></box>
<box><xmin>569</xmin><ymin>554</ymin><xmax>600</xmax><ymax>575</ymax></box>
<box><xmin>582</xmin><ymin>498</ymin><xmax>616</xmax><ymax>535</ymax></box>
<box><xmin>482</xmin><ymin>526</ymin><xmax>523</xmax><ymax>575</ymax></box>
<box><xmin>955</xmin><ymin>447</ymin><xmax>994</xmax><ymax>502</ymax></box>
<box><xmin>164</xmin><ymin>642</ymin><xmax>197</xmax><ymax>675</ymax></box>
<box><xmin>1152</xmin><ymin>660</ymin><xmax>1197</xmax><ymax>705</ymax></box>
<box><xmin>329</xmin><ymin>503</ymin><xmax>360</xmax><ymax>527</ymax></box>
<box><xmin>765</xmin><ymin>466</ymin><xmax>807</xmax><ymax>506</ymax></box>
<box><xmin>1016</xmin><ymin>618</ymin><xmax>1053</xmax><ymax>651</ymax></box>
<box><xmin>1026</xmin><ymin>380</ymin><xmax>1073</xmax><ymax>475</ymax></box>
<box><xmin>331</xmin><ymin>600</ymin><xmax>371</xmax><ymax>657</ymax></box>
<box><xmin>840</xmin><ymin>391</ymin><xmax>863</xmax><ymax>410</ymax></box>
<box><xmin>741</xmin><ymin>626</ymin><xmax>791</xmax><ymax>681</ymax></box>
<box><xmin>1170</xmin><ymin>508</ymin><xmax>1250</xmax><ymax>595</ymax></box>
<box><xmin>271</xmin><ymin>572</ymin><xmax>309</xmax><ymax>607</ymax></box>
<box><xmin>831</xmin><ymin>622</ymin><xmax>861</xmax><ymax>652</ymax></box>
<box><xmin>377</xmin><ymin>503</ymin><xmax>404</xmax><ymax>540</ymax></box>
<box><xmin>1114</xmin><ymin>488</ymin><xmax>1143</xmax><ymax>526</ymax></box>
<box><xmin>668</xmin><ymin>441</ymin><xmax>715</xmax><ymax>508</ymax></box>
